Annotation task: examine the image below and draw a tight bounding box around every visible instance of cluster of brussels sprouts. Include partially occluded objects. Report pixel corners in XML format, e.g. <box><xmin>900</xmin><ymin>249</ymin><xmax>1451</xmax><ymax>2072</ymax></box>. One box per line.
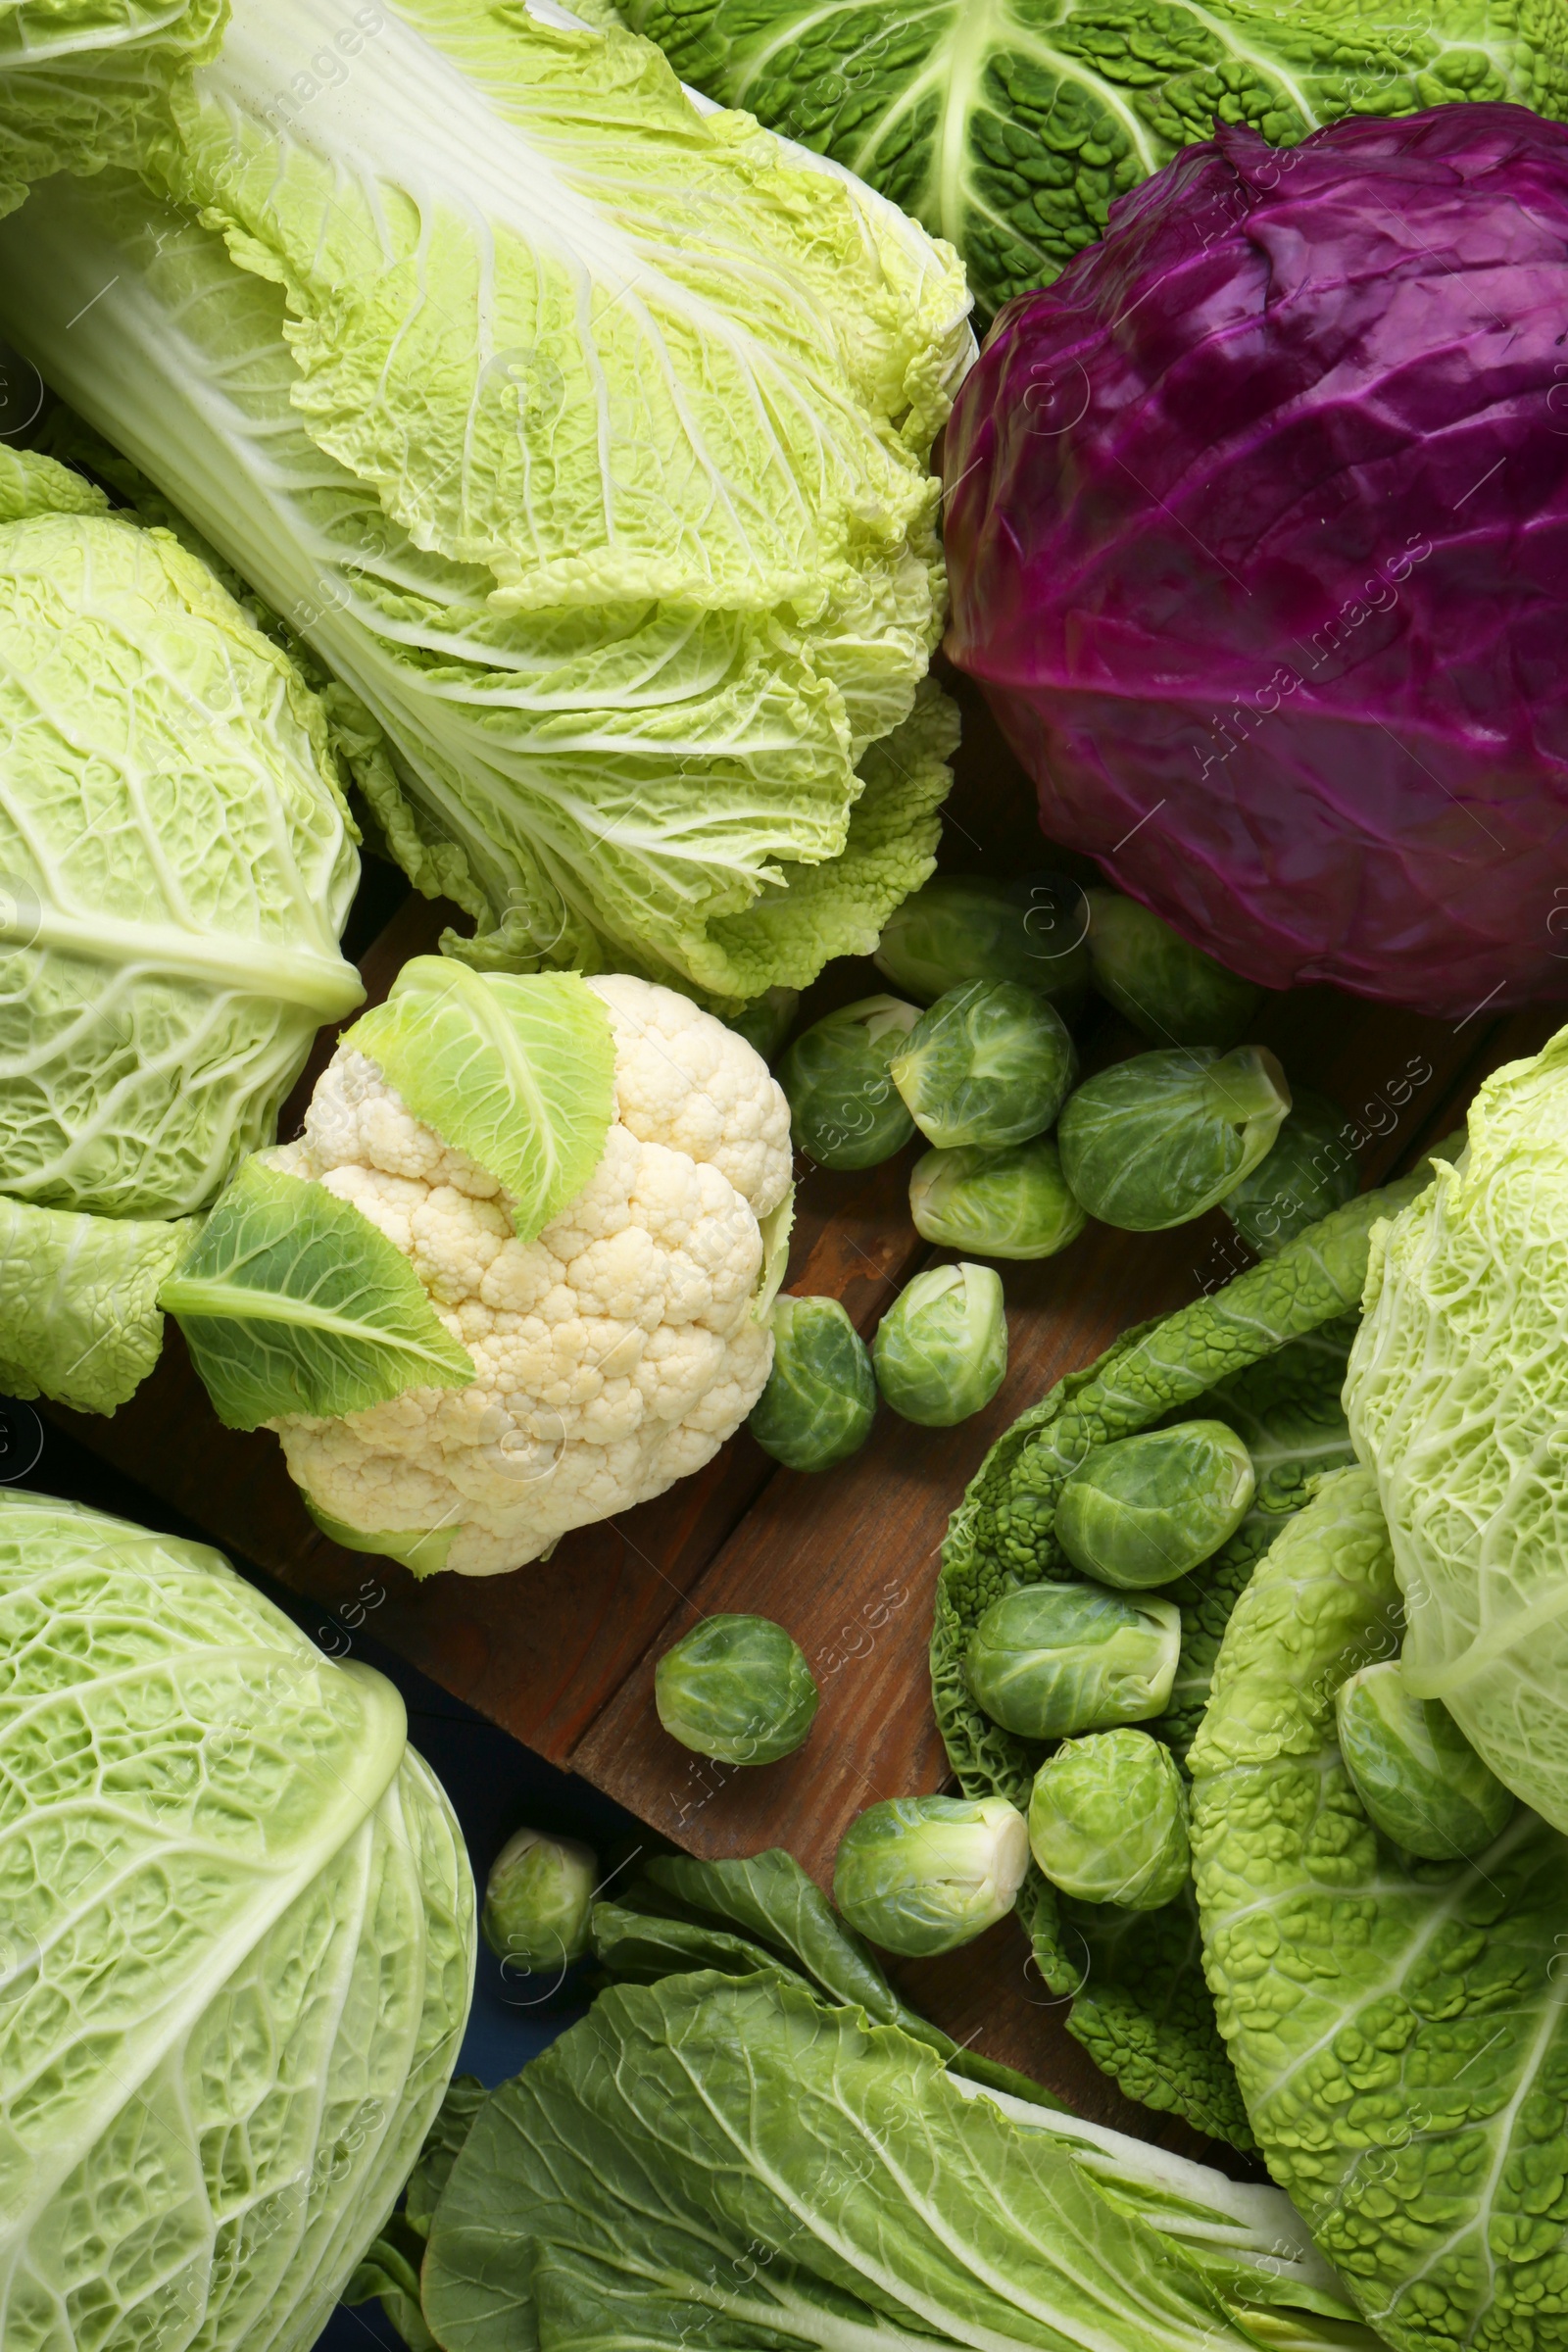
<box><xmin>742</xmin><ymin>875</ymin><xmax>1361</xmax><ymax>1483</ymax></box>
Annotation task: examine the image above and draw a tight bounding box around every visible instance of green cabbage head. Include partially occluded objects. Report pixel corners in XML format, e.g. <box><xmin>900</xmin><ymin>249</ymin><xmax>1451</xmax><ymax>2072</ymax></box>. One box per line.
<box><xmin>0</xmin><ymin>1490</ymin><xmax>474</xmax><ymax>2352</ymax></box>
<box><xmin>1346</xmin><ymin>1025</ymin><xmax>1568</xmax><ymax>1831</ymax></box>
<box><xmin>0</xmin><ymin>445</ymin><xmax>363</xmax><ymax>1416</ymax></box>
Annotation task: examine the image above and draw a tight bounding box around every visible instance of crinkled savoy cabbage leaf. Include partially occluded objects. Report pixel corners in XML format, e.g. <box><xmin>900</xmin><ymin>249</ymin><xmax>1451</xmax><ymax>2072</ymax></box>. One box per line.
<box><xmin>0</xmin><ymin>1492</ymin><xmax>474</xmax><ymax>2352</ymax></box>
<box><xmin>1191</xmin><ymin>1465</ymin><xmax>1568</xmax><ymax>2352</ymax></box>
<box><xmin>933</xmin><ymin>1172</ymin><xmax>1443</xmax><ymax>2146</ymax></box>
<box><xmin>0</xmin><ymin>0</ymin><xmax>970</xmax><ymax>1004</ymax></box>
<box><xmin>1348</xmin><ymin>1027</ymin><xmax>1568</xmax><ymax>1835</ymax></box>
<box><xmin>0</xmin><ymin>1193</ymin><xmax>185</xmax><ymax>1415</ymax></box>
<box><xmin>0</xmin><ymin>446</ymin><xmax>363</xmax><ymax>1222</ymax></box>
<box><xmin>613</xmin><ymin>0</ymin><xmax>1568</xmax><ymax>319</ymax></box>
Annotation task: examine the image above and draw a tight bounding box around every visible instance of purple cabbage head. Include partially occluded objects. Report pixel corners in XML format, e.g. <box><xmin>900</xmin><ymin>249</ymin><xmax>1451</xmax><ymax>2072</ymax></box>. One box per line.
<box><xmin>944</xmin><ymin>104</ymin><xmax>1568</xmax><ymax>1018</ymax></box>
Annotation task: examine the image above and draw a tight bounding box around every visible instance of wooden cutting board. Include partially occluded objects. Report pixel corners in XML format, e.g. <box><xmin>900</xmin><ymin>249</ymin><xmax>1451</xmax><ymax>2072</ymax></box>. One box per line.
<box><xmin>45</xmin><ymin>674</ymin><xmax>1560</xmax><ymax>2157</ymax></box>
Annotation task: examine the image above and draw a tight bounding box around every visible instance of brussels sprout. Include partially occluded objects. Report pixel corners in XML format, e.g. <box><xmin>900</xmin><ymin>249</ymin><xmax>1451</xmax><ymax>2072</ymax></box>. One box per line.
<box><xmin>1335</xmin><ymin>1661</ymin><xmax>1514</xmax><ymax>1860</ymax></box>
<box><xmin>873</xmin><ymin>1261</ymin><xmax>1007</xmax><ymax>1427</ymax></box>
<box><xmin>908</xmin><ymin>1138</ymin><xmax>1087</xmax><ymax>1261</ymax></box>
<box><xmin>777</xmin><ymin>995</ymin><xmax>920</xmax><ymax>1170</ymax></box>
<box><xmin>890</xmin><ymin>980</ymin><xmax>1077</xmax><ymax>1151</ymax></box>
<box><xmin>874</xmin><ymin>872</ymin><xmax>1090</xmax><ymax>1012</ymax></box>
<box><xmin>832</xmin><ymin>1792</ymin><xmax>1030</xmax><ymax>1957</ymax></box>
<box><xmin>749</xmin><ymin>1294</ymin><xmax>875</xmax><ymax>1472</ymax></box>
<box><xmin>1027</xmin><ymin>1730</ymin><xmax>1191</xmax><ymax>1909</ymax></box>
<box><xmin>1086</xmin><ymin>891</ymin><xmax>1264</xmax><ymax>1049</ymax></box>
<box><xmin>1224</xmin><ymin>1087</ymin><xmax>1357</xmax><ymax>1255</ymax></box>
<box><xmin>964</xmin><ymin>1582</ymin><xmax>1181</xmax><ymax>1739</ymax></box>
<box><xmin>725</xmin><ymin>986</ymin><xmax>799</xmax><ymax>1064</ymax></box>
<box><xmin>1054</xmin><ymin>1420</ymin><xmax>1255</xmax><ymax>1589</ymax></box>
<box><xmin>1056</xmin><ymin>1046</ymin><xmax>1291</xmax><ymax>1231</ymax></box>
<box><xmin>654</xmin><ymin>1613</ymin><xmax>819</xmax><ymax>1765</ymax></box>
<box><xmin>481</xmin><ymin>1827</ymin><xmax>598</xmax><ymax>1971</ymax></box>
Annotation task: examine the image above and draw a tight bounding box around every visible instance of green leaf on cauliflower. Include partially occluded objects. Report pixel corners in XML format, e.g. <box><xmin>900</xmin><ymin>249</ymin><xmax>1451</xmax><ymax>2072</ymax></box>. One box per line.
<box><xmin>1190</xmin><ymin>1464</ymin><xmax>1568</xmax><ymax>2352</ymax></box>
<box><xmin>613</xmin><ymin>0</ymin><xmax>1568</xmax><ymax>320</ymax></box>
<box><xmin>0</xmin><ymin>1193</ymin><xmax>188</xmax><ymax>1416</ymax></box>
<box><xmin>162</xmin><ymin>1157</ymin><xmax>474</xmax><ymax>1431</ymax></box>
<box><xmin>304</xmin><ymin>1498</ymin><xmax>461</xmax><ymax>1582</ymax></box>
<box><xmin>346</xmin><ymin>959</ymin><xmax>615</xmax><ymax>1246</ymax></box>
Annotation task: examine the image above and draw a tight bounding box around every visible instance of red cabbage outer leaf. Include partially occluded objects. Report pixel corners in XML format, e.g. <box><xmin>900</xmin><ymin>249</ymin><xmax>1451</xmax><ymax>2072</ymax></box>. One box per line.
<box><xmin>944</xmin><ymin>104</ymin><xmax>1568</xmax><ymax>1020</ymax></box>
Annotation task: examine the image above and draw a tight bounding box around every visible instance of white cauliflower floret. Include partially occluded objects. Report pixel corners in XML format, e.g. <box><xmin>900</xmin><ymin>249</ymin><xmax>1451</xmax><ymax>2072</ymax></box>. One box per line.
<box><xmin>273</xmin><ymin>977</ymin><xmax>792</xmax><ymax>1575</ymax></box>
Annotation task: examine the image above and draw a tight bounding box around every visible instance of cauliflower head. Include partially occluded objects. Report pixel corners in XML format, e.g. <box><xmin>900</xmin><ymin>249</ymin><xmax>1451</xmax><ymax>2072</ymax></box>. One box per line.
<box><xmin>270</xmin><ymin>975</ymin><xmax>793</xmax><ymax>1574</ymax></box>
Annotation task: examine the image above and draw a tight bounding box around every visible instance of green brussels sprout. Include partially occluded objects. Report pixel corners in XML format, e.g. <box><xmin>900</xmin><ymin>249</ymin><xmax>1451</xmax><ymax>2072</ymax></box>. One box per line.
<box><xmin>749</xmin><ymin>1294</ymin><xmax>875</xmax><ymax>1472</ymax></box>
<box><xmin>1054</xmin><ymin>1420</ymin><xmax>1255</xmax><ymax>1590</ymax></box>
<box><xmin>1335</xmin><ymin>1661</ymin><xmax>1514</xmax><ymax>1861</ymax></box>
<box><xmin>481</xmin><ymin>1827</ymin><xmax>598</xmax><ymax>1971</ymax></box>
<box><xmin>872</xmin><ymin>1261</ymin><xmax>1007</xmax><ymax>1427</ymax></box>
<box><xmin>831</xmin><ymin>1792</ymin><xmax>1030</xmax><ymax>1957</ymax></box>
<box><xmin>777</xmin><ymin>994</ymin><xmax>919</xmax><ymax>1171</ymax></box>
<box><xmin>1085</xmin><ymin>890</ymin><xmax>1264</xmax><ymax>1049</ymax></box>
<box><xmin>654</xmin><ymin>1613</ymin><xmax>819</xmax><ymax>1765</ymax></box>
<box><xmin>725</xmin><ymin>986</ymin><xmax>799</xmax><ymax>1064</ymax></box>
<box><xmin>908</xmin><ymin>1138</ymin><xmax>1087</xmax><ymax>1261</ymax></box>
<box><xmin>890</xmin><ymin>980</ymin><xmax>1077</xmax><ymax>1151</ymax></box>
<box><xmin>1056</xmin><ymin>1046</ymin><xmax>1291</xmax><ymax>1232</ymax></box>
<box><xmin>1027</xmin><ymin>1730</ymin><xmax>1191</xmax><ymax>1909</ymax></box>
<box><xmin>874</xmin><ymin>871</ymin><xmax>1090</xmax><ymax>1012</ymax></box>
<box><xmin>1223</xmin><ymin>1087</ymin><xmax>1357</xmax><ymax>1255</ymax></box>
<box><xmin>964</xmin><ymin>1582</ymin><xmax>1181</xmax><ymax>1740</ymax></box>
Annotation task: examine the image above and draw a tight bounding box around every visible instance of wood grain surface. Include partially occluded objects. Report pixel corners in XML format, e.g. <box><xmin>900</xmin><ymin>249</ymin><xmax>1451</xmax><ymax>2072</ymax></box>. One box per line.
<box><xmin>41</xmin><ymin>689</ymin><xmax>1565</xmax><ymax>2145</ymax></box>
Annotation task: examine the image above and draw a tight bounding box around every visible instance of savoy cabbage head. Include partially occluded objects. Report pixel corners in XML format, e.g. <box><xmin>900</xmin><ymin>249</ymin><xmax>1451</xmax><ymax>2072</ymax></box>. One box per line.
<box><xmin>0</xmin><ymin>445</ymin><xmax>364</xmax><ymax>1416</ymax></box>
<box><xmin>1347</xmin><ymin>1025</ymin><xmax>1568</xmax><ymax>1834</ymax></box>
<box><xmin>1192</xmin><ymin>1466</ymin><xmax>1568</xmax><ymax>2352</ymax></box>
<box><xmin>0</xmin><ymin>1491</ymin><xmax>475</xmax><ymax>2352</ymax></box>
<box><xmin>612</xmin><ymin>0</ymin><xmax>1568</xmax><ymax>318</ymax></box>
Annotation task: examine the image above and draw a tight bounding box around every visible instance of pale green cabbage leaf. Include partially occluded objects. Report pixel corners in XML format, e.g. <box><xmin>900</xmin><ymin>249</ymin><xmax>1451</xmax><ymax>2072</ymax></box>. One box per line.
<box><xmin>0</xmin><ymin>0</ymin><xmax>224</xmax><ymax>217</ymax></box>
<box><xmin>0</xmin><ymin>1490</ymin><xmax>475</xmax><ymax>2352</ymax></box>
<box><xmin>418</xmin><ymin>1966</ymin><xmax>1377</xmax><ymax>2352</ymax></box>
<box><xmin>161</xmin><ymin>1157</ymin><xmax>475</xmax><ymax>1430</ymax></box>
<box><xmin>1191</xmin><ymin>1464</ymin><xmax>1568</xmax><ymax>2352</ymax></box>
<box><xmin>612</xmin><ymin>0</ymin><xmax>1568</xmax><ymax>319</ymax></box>
<box><xmin>345</xmin><ymin>959</ymin><xmax>614</xmax><ymax>1244</ymax></box>
<box><xmin>1347</xmin><ymin>1024</ymin><xmax>1568</xmax><ymax>1834</ymax></box>
<box><xmin>0</xmin><ymin>443</ymin><xmax>363</xmax><ymax>1413</ymax></box>
<box><xmin>0</xmin><ymin>0</ymin><xmax>971</xmax><ymax>1004</ymax></box>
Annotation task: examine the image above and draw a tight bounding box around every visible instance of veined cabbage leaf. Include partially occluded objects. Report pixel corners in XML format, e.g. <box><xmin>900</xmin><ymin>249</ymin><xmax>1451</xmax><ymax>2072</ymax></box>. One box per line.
<box><xmin>1347</xmin><ymin>1024</ymin><xmax>1568</xmax><ymax>1834</ymax></box>
<box><xmin>1191</xmin><ymin>1465</ymin><xmax>1568</xmax><ymax>2352</ymax></box>
<box><xmin>610</xmin><ymin>0</ymin><xmax>1568</xmax><ymax>320</ymax></box>
<box><xmin>0</xmin><ymin>0</ymin><xmax>224</xmax><ymax>217</ymax></box>
<box><xmin>417</xmin><ymin>1967</ymin><xmax>1380</xmax><ymax>2352</ymax></box>
<box><xmin>0</xmin><ymin>444</ymin><xmax>363</xmax><ymax>1414</ymax></box>
<box><xmin>0</xmin><ymin>0</ymin><xmax>972</xmax><ymax>1004</ymax></box>
<box><xmin>0</xmin><ymin>1490</ymin><xmax>475</xmax><ymax>2352</ymax></box>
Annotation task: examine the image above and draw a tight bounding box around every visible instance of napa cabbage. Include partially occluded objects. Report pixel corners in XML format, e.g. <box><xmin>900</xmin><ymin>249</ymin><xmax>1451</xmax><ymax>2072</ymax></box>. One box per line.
<box><xmin>0</xmin><ymin>444</ymin><xmax>363</xmax><ymax>1415</ymax></box>
<box><xmin>0</xmin><ymin>0</ymin><xmax>222</xmax><ymax>217</ymax></box>
<box><xmin>609</xmin><ymin>0</ymin><xmax>1568</xmax><ymax>319</ymax></box>
<box><xmin>0</xmin><ymin>0</ymin><xmax>972</xmax><ymax>1005</ymax></box>
<box><xmin>0</xmin><ymin>1490</ymin><xmax>475</xmax><ymax>2352</ymax></box>
<box><xmin>1346</xmin><ymin>1024</ymin><xmax>1568</xmax><ymax>1833</ymax></box>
